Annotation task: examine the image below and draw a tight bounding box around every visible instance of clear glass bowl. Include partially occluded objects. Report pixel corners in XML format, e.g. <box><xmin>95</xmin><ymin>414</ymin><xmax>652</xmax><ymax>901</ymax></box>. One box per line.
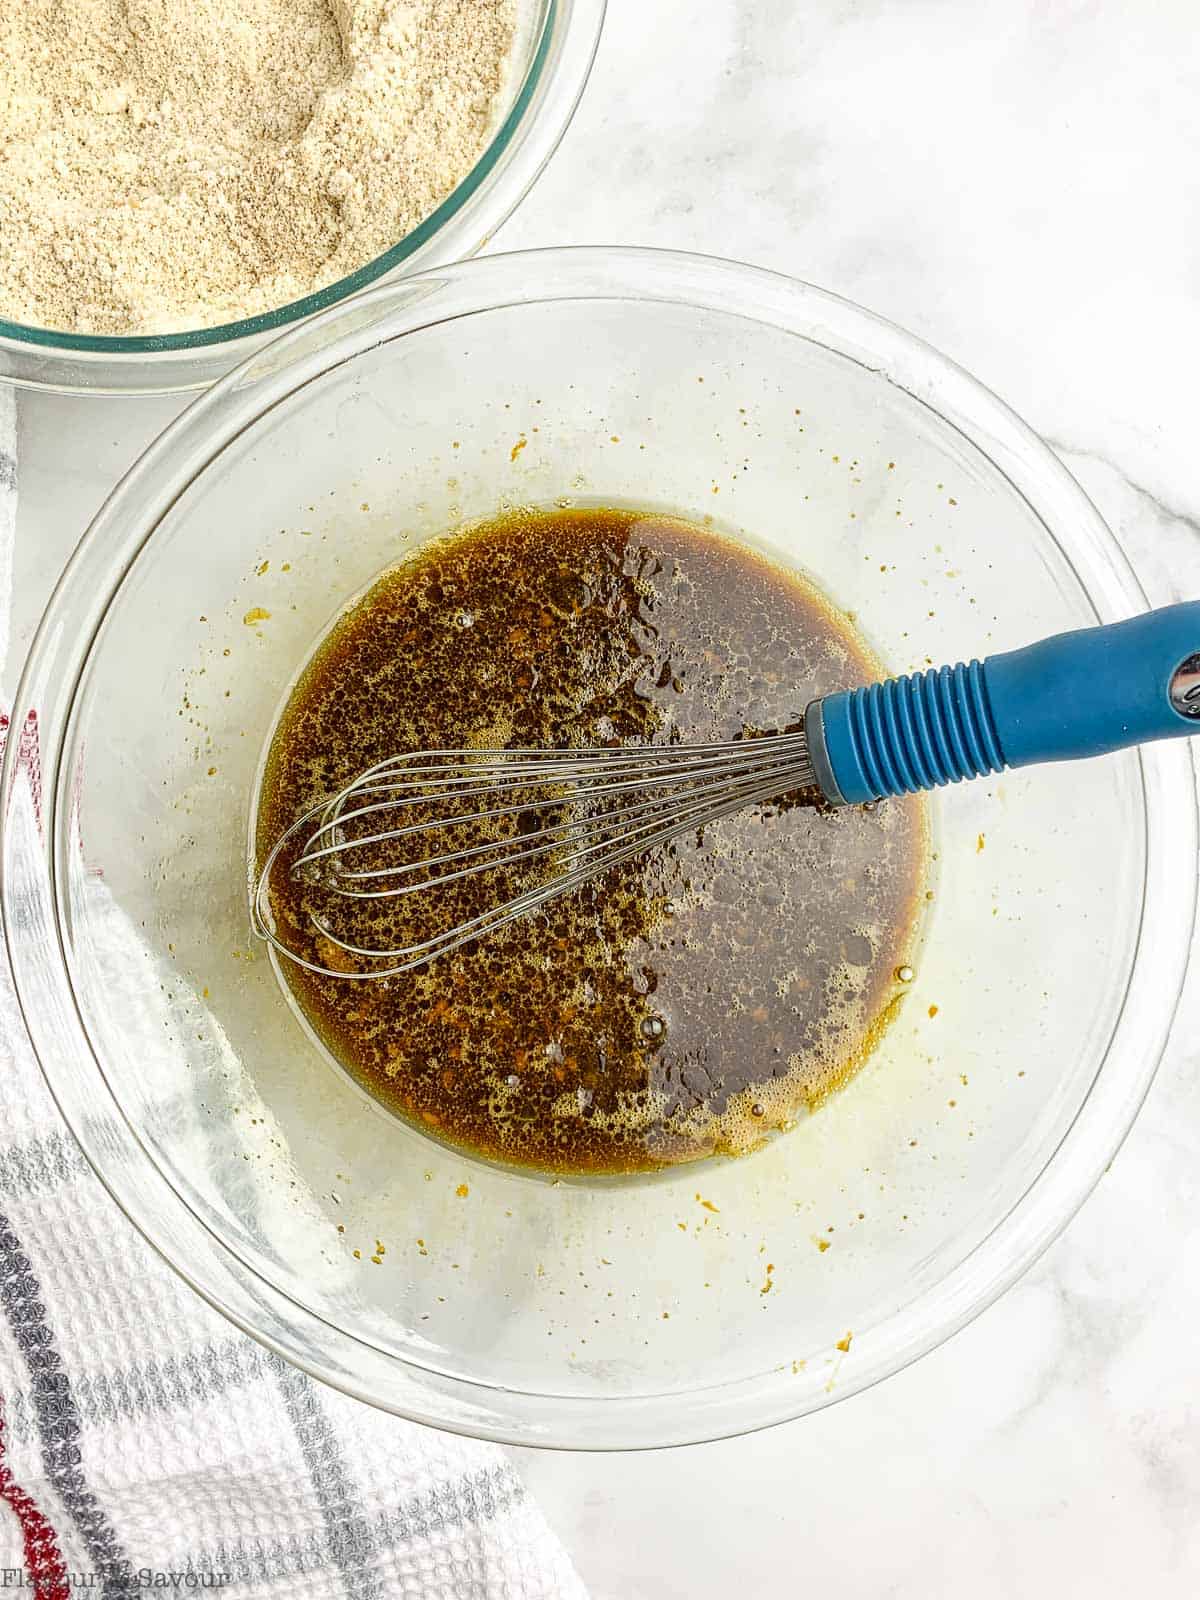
<box><xmin>0</xmin><ymin>0</ymin><xmax>604</xmax><ymax>396</ymax></box>
<box><xmin>4</xmin><ymin>248</ymin><xmax>1195</xmax><ymax>1448</ymax></box>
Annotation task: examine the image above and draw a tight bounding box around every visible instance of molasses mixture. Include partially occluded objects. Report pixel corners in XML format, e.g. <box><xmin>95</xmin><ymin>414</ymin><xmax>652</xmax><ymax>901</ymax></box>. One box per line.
<box><xmin>257</xmin><ymin>508</ymin><xmax>926</xmax><ymax>1174</ymax></box>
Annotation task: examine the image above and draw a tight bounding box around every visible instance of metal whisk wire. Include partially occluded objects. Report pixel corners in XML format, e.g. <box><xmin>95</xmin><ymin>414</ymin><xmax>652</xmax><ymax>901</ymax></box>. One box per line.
<box><xmin>252</xmin><ymin>732</ymin><xmax>817</xmax><ymax>979</ymax></box>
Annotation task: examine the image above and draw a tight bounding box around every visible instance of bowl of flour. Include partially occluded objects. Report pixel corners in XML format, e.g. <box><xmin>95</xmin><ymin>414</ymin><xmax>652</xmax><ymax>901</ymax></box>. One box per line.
<box><xmin>0</xmin><ymin>0</ymin><xmax>605</xmax><ymax>393</ymax></box>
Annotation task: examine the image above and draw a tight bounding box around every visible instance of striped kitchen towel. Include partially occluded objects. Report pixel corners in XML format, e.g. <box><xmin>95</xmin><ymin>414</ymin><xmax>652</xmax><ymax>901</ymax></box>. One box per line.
<box><xmin>0</xmin><ymin>391</ymin><xmax>585</xmax><ymax>1599</ymax></box>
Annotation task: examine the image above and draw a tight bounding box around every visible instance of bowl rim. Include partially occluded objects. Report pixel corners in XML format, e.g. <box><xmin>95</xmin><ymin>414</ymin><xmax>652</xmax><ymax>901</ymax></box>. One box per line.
<box><xmin>3</xmin><ymin>246</ymin><xmax>1196</xmax><ymax>1449</ymax></box>
<box><xmin>0</xmin><ymin>0</ymin><xmax>605</xmax><ymax>367</ymax></box>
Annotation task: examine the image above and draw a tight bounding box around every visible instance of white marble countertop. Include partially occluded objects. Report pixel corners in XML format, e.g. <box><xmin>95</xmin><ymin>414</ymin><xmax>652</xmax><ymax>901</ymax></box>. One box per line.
<box><xmin>7</xmin><ymin>1</ymin><xmax>1200</xmax><ymax>1595</ymax></box>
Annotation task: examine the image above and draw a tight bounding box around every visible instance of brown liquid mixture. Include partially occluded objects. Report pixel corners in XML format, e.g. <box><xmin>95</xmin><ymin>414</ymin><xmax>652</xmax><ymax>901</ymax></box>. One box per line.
<box><xmin>258</xmin><ymin>508</ymin><xmax>926</xmax><ymax>1174</ymax></box>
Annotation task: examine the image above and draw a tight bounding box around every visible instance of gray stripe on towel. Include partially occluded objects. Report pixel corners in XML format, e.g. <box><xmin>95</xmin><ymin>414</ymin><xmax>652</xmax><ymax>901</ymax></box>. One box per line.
<box><xmin>185</xmin><ymin>1464</ymin><xmax>525</xmax><ymax>1588</ymax></box>
<box><xmin>73</xmin><ymin>1338</ymin><xmax>271</xmax><ymax>1423</ymax></box>
<box><xmin>0</xmin><ymin>1208</ymin><xmax>137</xmax><ymax>1598</ymax></box>
<box><xmin>269</xmin><ymin>1353</ymin><xmax>383</xmax><ymax>1600</ymax></box>
<box><xmin>0</xmin><ymin>1131</ymin><xmax>89</xmax><ymax>1196</ymax></box>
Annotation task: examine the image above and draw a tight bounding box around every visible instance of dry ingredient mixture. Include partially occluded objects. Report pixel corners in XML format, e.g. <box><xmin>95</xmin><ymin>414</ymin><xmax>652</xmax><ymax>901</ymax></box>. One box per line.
<box><xmin>0</xmin><ymin>0</ymin><xmax>516</xmax><ymax>335</ymax></box>
<box><xmin>257</xmin><ymin>508</ymin><xmax>928</xmax><ymax>1176</ymax></box>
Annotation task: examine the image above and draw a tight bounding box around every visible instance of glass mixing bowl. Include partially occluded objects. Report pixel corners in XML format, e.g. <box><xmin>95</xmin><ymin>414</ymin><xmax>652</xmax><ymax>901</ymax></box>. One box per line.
<box><xmin>4</xmin><ymin>249</ymin><xmax>1195</xmax><ymax>1448</ymax></box>
<box><xmin>0</xmin><ymin>0</ymin><xmax>603</xmax><ymax>397</ymax></box>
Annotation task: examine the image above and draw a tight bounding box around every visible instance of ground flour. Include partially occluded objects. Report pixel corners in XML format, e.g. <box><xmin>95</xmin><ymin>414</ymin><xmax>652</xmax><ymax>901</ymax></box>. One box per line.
<box><xmin>0</xmin><ymin>0</ymin><xmax>516</xmax><ymax>334</ymax></box>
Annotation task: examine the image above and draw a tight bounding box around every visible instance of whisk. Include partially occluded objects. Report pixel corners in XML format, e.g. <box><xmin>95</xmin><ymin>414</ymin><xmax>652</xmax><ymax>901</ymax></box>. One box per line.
<box><xmin>253</xmin><ymin>602</ymin><xmax>1200</xmax><ymax>979</ymax></box>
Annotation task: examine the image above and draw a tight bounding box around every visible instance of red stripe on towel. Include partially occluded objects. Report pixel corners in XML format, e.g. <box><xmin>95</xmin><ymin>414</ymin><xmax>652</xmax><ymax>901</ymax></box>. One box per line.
<box><xmin>1</xmin><ymin>710</ymin><xmax>44</xmax><ymax>836</ymax></box>
<box><xmin>0</xmin><ymin>1406</ymin><xmax>70</xmax><ymax>1599</ymax></box>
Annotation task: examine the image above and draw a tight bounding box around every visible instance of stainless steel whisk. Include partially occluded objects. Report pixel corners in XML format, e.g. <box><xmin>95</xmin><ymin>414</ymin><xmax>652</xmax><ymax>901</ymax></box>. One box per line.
<box><xmin>253</xmin><ymin>734</ymin><xmax>818</xmax><ymax>978</ymax></box>
<box><xmin>253</xmin><ymin>602</ymin><xmax>1200</xmax><ymax>979</ymax></box>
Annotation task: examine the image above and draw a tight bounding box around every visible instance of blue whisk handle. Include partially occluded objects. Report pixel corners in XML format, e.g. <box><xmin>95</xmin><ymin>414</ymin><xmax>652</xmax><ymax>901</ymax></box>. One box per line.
<box><xmin>807</xmin><ymin>601</ymin><xmax>1200</xmax><ymax>806</ymax></box>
